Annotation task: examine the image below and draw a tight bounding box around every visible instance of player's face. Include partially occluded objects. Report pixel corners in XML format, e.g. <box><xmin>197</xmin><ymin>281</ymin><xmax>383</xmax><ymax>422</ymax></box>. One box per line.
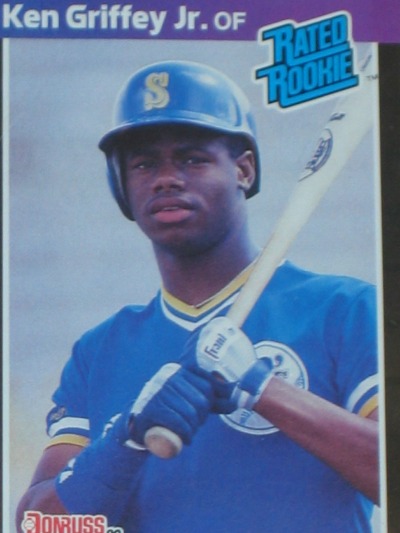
<box><xmin>122</xmin><ymin>126</ymin><xmax>255</xmax><ymax>256</ymax></box>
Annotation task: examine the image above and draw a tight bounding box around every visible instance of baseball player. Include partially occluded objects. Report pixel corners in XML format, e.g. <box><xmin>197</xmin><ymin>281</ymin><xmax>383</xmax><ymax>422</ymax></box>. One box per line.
<box><xmin>16</xmin><ymin>61</ymin><xmax>379</xmax><ymax>533</ymax></box>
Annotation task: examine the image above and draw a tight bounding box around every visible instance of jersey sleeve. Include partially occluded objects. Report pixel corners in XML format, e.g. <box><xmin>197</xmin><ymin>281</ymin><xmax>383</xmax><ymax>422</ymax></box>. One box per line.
<box><xmin>331</xmin><ymin>283</ymin><xmax>379</xmax><ymax>417</ymax></box>
<box><xmin>46</xmin><ymin>339</ymin><xmax>91</xmax><ymax>448</ymax></box>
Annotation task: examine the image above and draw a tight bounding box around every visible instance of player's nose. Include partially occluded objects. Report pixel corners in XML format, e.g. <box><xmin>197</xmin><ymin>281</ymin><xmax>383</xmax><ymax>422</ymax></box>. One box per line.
<box><xmin>152</xmin><ymin>160</ymin><xmax>185</xmax><ymax>193</ymax></box>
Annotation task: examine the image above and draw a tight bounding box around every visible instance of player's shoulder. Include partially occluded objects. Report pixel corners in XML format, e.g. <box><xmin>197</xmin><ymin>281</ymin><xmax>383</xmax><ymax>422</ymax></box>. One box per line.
<box><xmin>77</xmin><ymin>295</ymin><xmax>160</xmax><ymax>349</ymax></box>
<box><xmin>275</xmin><ymin>260</ymin><xmax>376</xmax><ymax>300</ymax></box>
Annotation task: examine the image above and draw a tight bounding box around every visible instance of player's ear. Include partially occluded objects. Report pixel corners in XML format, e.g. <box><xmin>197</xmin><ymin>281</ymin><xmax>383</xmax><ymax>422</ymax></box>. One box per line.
<box><xmin>236</xmin><ymin>150</ymin><xmax>256</xmax><ymax>193</ymax></box>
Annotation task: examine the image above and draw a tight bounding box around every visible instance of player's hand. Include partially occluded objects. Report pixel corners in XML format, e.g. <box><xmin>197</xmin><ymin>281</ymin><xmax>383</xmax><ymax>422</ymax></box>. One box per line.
<box><xmin>194</xmin><ymin>316</ymin><xmax>274</xmax><ymax>412</ymax></box>
<box><xmin>128</xmin><ymin>363</ymin><xmax>213</xmax><ymax>447</ymax></box>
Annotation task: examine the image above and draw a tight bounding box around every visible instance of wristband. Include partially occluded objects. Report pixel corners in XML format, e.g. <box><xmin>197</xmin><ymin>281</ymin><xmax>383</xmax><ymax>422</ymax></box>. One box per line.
<box><xmin>233</xmin><ymin>358</ymin><xmax>274</xmax><ymax>410</ymax></box>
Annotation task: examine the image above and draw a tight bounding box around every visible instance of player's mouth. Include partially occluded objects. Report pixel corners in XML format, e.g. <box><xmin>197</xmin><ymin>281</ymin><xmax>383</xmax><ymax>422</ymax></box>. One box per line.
<box><xmin>149</xmin><ymin>197</ymin><xmax>195</xmax><ymax>224</ymax></box>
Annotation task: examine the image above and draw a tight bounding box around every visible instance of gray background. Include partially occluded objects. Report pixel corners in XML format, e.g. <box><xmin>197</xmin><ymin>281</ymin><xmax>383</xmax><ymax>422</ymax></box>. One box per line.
<box><xmin>6</xmin><ymin>39</ymin><xmax>383</xmax><ymax>530</ymax></box>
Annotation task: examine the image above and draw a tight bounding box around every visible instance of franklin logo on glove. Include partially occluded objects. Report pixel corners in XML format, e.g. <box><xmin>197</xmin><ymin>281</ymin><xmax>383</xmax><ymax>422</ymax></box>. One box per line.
<box><xmin>203</xmin><ymin>332</ymin><xmax>229</xmax><ymax>360</ymax></box>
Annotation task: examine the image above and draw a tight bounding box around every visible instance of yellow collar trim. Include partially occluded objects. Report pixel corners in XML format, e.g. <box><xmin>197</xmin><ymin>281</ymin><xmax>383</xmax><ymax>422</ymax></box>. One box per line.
<box><xmin>161</xmin><ymin>261</ymin><xmax>256</xmax><ymax>318</ymax></box>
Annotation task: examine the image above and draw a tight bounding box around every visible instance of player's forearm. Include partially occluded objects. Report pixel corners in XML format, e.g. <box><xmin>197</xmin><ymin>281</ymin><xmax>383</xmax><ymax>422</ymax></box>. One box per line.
<box><xmin>16</xmin><ymin>480</ymin><xmax>67</xmax><ymax>532</ymax></box>
<box><xmin>254</xmin><ymin>377</ymin><xmax>379</xmax><ymax>504</ymax></box>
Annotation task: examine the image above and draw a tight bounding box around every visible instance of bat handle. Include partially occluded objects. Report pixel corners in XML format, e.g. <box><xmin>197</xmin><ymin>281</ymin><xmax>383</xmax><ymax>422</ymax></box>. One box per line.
<box><xmin>144</xmin><ymin>426</ymin><xmax>183</xmax><ymax>459</ymax></box>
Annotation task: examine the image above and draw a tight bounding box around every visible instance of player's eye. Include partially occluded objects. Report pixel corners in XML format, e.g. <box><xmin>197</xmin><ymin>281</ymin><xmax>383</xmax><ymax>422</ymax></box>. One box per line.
<box><xmin>181</xmin><ymin>152</ymin><xmax>210</xmax><ymax>167</ymax></box>
<box><xmin>127</xmin><ymin>157</ymin><xmax>156</xmax><ymax>172</ymax></box>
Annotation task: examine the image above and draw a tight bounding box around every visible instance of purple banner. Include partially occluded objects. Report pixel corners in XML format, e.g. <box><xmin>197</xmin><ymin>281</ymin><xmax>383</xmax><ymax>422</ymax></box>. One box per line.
<box><xmin>1</xmin><ymin>0</ymin><xmax>399</xmax><ymax>42</ymax></box>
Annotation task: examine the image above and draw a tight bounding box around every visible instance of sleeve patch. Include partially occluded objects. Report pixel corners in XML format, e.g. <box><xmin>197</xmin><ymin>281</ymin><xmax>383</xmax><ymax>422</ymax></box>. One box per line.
<box><xmin>47</xmin><ymin>406</ymin><xmax>90</xmax><ymax>439</ymax></box>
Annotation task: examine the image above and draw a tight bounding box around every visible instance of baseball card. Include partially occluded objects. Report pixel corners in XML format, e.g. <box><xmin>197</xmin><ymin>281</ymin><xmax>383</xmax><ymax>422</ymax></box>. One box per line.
<box><xmin>2</xmin><ymin>1</ymin><xmax>399</xmax><ymax>532</ymax></box>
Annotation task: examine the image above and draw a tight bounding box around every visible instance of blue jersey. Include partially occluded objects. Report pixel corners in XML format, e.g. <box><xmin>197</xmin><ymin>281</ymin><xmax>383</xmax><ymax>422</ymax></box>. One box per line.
<box><xmin>47</xmin><ymin>261</ymin><xmax>379</xmax><ymax>532</ymax></box>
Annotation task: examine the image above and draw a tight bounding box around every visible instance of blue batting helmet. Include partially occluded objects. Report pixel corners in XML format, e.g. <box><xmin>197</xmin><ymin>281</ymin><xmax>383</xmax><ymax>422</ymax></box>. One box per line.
<box><xmin>99</xmin><ymin>60</ymin><xmax>260</xmax><ymax>220</ymax></box>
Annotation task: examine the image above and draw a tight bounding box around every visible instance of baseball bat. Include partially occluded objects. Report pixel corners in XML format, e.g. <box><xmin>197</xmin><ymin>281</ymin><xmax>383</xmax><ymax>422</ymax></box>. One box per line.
<box><xmin>144</xmin><ymin>49</ymin><xmax>378</xmax><ymax>458</ymax></box>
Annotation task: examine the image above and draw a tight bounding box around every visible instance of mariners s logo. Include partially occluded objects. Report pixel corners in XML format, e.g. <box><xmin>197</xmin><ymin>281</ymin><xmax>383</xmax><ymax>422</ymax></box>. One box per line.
<box><xmin>221</xmin><ymin>341</ymin><xmax>309</xmax><ymax>435</ymax></box>
<box><xmin>144</xmin><ymin>72</ymin><xmax>170</xmax><ymax>110</ymax></box>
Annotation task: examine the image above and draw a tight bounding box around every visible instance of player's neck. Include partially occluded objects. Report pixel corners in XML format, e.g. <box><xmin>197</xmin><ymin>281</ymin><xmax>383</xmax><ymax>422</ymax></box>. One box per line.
<box><xmin>154</xmin><ymin>234</ymin><xmax>260</xmax><ymax>306</ymax></box>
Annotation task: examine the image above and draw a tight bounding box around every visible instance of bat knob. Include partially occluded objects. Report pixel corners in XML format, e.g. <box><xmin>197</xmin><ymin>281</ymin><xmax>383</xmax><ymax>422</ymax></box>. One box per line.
<box><xmin>144</xmin><ymin>426</ymin><xmax>183</xmax><ymax>459</ymax></box>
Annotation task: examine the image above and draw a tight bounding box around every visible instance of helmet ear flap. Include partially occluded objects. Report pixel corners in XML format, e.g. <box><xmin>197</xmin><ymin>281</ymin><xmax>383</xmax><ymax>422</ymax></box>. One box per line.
<box><xmin>106</xmin><ymin>150</ymin><xmax>135</xmax><ymax>221</ymax></box>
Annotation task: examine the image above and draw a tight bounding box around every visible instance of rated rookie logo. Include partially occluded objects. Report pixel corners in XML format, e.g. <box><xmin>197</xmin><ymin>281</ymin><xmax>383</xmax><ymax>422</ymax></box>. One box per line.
<box><xmin>255</xmin><ymin>12</ymin><xmax>359</xmax><ymax>108</ymax></box>
<box><xmin>22</xmin><ymin>511</ymin><xmax>123</xmax><ymax>533</ymax></box>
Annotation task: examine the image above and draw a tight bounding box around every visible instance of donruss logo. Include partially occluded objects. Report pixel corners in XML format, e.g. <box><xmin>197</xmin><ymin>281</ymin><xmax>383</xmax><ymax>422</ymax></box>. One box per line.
<box><xmin>22</xmin><ymin>511</ymin><xmax>123</xmax><ymax>533</ymax></box>
<box><xmin>255</xmin><ymin>12</ymin><xmax>359</xmax><ymax>108</ymax></box>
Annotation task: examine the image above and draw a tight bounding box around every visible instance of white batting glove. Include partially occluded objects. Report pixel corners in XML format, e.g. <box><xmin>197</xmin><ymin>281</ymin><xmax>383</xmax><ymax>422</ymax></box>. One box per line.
<box><xmin>196</xmin><ymin>316</ymin><xmax>273</xmax><ymax>411</ymax></box>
